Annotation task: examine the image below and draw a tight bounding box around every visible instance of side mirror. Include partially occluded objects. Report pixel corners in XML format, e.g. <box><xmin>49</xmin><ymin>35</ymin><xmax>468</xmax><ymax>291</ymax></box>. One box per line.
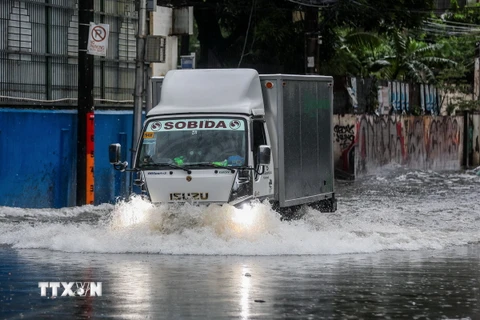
<box><xmin>109</xmin><ymin>143</ymin><xmax>128</xmax><ymax>172</ymax></box>
<box><xmin>257</xmin><ymin>145</ymin><xmax>271</xmax><ymax>165</ymax></box>
<box><xmin>109</xmin><ymin>143</ymin><xmax>122</xmax><ymax>164</ymax></box>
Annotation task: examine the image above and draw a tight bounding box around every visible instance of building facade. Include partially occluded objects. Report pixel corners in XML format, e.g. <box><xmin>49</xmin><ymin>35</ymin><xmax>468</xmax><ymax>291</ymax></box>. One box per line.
<box><xmin>0</xmin><ymin>0</ymin><xmax>138</xmax><ymax>106</ymax></box>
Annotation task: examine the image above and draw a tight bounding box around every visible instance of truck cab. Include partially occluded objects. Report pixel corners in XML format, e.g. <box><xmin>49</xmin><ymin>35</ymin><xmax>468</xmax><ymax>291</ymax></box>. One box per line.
<box><xmin>135</xmin><ymin>115</ymin><xmax>273</xmax><ymax>206</ymax></box>
<box><xmin>110</xmin><ymin>69</ymin><xmax>274</xmax><ymax>207</ymax></box>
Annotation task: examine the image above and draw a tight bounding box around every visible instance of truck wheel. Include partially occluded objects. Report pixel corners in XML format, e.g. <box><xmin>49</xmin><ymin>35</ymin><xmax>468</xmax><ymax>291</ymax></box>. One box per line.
<box><xmin>310</xmin><ymin>197</ymin><xmax>337</xmax><ymax>212</ymax></box>
<box><xmin>271</xmin><ymin>202</ymin><xmax>305</xmax><ymax>220</ymax></box>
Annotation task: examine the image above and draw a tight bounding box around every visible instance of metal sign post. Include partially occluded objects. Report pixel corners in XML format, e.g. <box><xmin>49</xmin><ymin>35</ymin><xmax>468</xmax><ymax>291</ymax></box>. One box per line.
<box><xmin>87</xmin><ymin>23</ymin><xmax>110</xmax><ymax>56</ymax></box>
<box><xmin>131</xmin><ymin>0</ymin><xmax>148</xmax><ymax>194</ymax></box>
<box><xmin>76</xmin><ymin>0</ymin><xmax>94</xmax><ymax>206</ymax></box>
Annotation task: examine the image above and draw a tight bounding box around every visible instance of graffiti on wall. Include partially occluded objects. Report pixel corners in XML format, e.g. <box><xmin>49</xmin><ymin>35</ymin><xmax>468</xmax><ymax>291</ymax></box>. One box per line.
<box><xmin>356</xmin><ymin>116</ymin><xmax>406</xmax><ymax>172</ymax></box>
<box><xmin>334</xmin><ymin>124</ymin><xmax>355</xmax><ymax>149</ymax></box>
<box><xmin>354</xmin><ymin>115</ymin><xmax>462</xmax><ymax>173</ymax></box>
<box><xmin>474</xmin><ymin>114</ymin><xmax>480</xmax><ymax>166</ymax></box>
<box><xmin>420</xmin><ymin>117</ymin><xmax>460</xmax><ymax>169</ymax></box>
<box><xmin>464</xmin><ymin>113</ymin><xmax>480</xmax><ymax>167</ymax></box>
<box><xmin>332</xmin><ymin>114</ymin><xmax>480</xmax><ymax>177</ymax></box>
<box><xmin>333</xmin><ymin>123</ymin><xmax>356</xmax><ymax>177</ymax></box>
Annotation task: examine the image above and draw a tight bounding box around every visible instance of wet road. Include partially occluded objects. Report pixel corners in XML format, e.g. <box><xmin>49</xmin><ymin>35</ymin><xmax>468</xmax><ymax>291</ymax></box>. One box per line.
<box><xmin>1</xmin><ymin>167</ymin><xmax>480</xmax><ymax>319</ymax></box>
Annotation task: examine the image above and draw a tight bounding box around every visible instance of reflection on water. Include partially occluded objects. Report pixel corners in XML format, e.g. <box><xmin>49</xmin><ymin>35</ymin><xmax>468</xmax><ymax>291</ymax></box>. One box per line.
<box><xmin>239</xmin><ymin>266</ymin><xmax>252</xmax><ymax>320</ymax></box>
<box><xmin>2</xmin><ymin>246</ymin><xmax>480</xmax><ymax>319</ymax></box>
<box><xmin>1</xmin><ymin>167</ymin><xmax>480</xmax><ymax>318</ymax></box>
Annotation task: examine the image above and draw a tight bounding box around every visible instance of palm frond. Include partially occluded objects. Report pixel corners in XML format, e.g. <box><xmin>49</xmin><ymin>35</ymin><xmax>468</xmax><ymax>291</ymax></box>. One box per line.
<box><xmin>413</xmin><ymin>43</ymin><xmax>444</xmax><ymax>54</ymax></box>
<box><xmin>344</xmin><ymin>31</ymin><xmax>383</xmax><ymax>48</ymax></box>
<box><xmin>419</xmin><ymin>56</ymin><xmax>457</xmax><ymax>67</ymax></box>
<box><xmin>392</xmin><ymin>30</ymin><xmax>408</xmax><ymax>55</ymax></box>
<box><xmin>368</xmin><ymin>59</ymin><xmax>391</xmax><ymax>72</ymax></box>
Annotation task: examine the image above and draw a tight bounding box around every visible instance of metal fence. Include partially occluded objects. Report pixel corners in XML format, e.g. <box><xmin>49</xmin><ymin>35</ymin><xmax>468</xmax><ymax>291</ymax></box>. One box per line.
<box><xmin>333</xmin><ymin>77</ymin><xmax>445</xmax><ymax>115</ymax></box>
<box><xmin>0</xmin><ymin>0</ymin><xmax>138</xmax><ymax>106</ymax></box>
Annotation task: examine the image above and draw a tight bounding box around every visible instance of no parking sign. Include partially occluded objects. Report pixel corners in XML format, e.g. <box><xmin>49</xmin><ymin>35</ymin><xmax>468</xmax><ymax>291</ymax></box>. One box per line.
<box><xmin>87</xmin><ymin>22</ymin><xmax>110</xmax><ymax>56</ymax></box>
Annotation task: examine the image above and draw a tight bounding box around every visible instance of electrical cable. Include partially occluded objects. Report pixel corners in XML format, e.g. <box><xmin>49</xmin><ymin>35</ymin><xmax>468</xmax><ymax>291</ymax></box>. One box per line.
<box><xmin>237</xmin><ymin>0</ymin><xmax>255</xmax><ymax>68</ymax></box>
<box><xmin>287</xmin><ymin>0</ymin><xmax>336</xmax><ymax>8</ymax></box>
<box><xmin>427</xmin><ymin>17</ymin><xmax>480</xmax><ymax>27</ymax></box>
<box><xmin>424</xmin><ymin>21</ymin><xmax>480</xmax><ymax>32</ymax></box>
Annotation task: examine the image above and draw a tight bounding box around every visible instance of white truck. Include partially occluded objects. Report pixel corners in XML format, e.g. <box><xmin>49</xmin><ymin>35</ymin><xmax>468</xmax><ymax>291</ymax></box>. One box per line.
<box><xmin>109</xmin><ymin>68</ymin><xmax>336</xmax><ymax>214</ymax></box>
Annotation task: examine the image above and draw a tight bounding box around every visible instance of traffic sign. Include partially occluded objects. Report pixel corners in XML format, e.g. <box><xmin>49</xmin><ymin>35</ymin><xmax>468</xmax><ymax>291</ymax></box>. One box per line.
<box><xmin>87</xmin><ymin>22</ymin><xmax>110</xmax><ymax>56</ymax></box>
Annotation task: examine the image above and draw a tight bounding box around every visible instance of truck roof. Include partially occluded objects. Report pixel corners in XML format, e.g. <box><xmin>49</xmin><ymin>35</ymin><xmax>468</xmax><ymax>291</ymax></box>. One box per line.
<box><xmin>147</xmin><ymin>68</ymin><xmax>265</xmax><ymax>117</ymax></box>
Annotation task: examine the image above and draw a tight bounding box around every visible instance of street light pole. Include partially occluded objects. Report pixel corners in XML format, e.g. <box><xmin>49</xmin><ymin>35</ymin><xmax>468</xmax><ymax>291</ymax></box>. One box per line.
<box><xmin>304</xmin><ymin>7</ymin><xmax>318</xmax><ymax>75</ymax></box>
<box><xmin>131</xmin><ymin>0</ymin><xmax>148</xmax><ymax>193</ymax></box>
<box><xmin>77</xmin><ymin>0</ymin><xmax>94</xmax><ymax>206</ymax></box>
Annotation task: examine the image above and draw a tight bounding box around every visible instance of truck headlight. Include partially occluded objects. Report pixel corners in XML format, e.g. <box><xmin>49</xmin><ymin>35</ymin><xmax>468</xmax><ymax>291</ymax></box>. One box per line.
<box><xmin>232</xmin><ymin>204</ymin><xmax>255</xmax><ymax>227</ymax></box>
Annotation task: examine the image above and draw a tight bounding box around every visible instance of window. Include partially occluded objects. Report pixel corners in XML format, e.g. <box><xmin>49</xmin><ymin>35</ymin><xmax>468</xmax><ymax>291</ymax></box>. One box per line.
<box><xmin>252</xmin><ymin>120</ymin><xmax>266</xmax><ymax>165</ymax></box>
<box><xmin>8</xmin><ymin>1</ymin><xmax>32</xmax><ymax>61</ymax></box>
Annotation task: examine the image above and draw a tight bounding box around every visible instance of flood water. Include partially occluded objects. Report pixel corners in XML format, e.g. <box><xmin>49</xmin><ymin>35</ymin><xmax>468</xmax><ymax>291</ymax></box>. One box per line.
<box><xmin>1</xmin><ymin>166</ymin><xmax>480</xmax><ymax>319</ymax></box>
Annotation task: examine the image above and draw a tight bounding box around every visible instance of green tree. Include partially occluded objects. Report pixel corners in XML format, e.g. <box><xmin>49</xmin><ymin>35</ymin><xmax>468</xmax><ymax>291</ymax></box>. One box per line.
<box><xmin>161</xmin><ymin>0</ymin><xmax>435</xmax><ymax>73</ymax></box>
<box><xmin>320</xmin><ymin>28</ymin><xmax>390</xmax><ymax>77</ymax></box>
<box><xmin>377</xmin><ymin>30</ymin><xmax>456</xmax><ymax>83</ymax></box>
<box><xmin>192</xmin><ymin>0</ymin><xmax>303</xmax><ymax>72</ymax></box>
<box><xmin>316</xmin><ymin>0</ymin><xmax>434</xmax><ymax>64</ymax></box>
<box><xmin>416</xmin><ymin>5</ymin><xmax>480</xmax><ymax>110</ymax></box>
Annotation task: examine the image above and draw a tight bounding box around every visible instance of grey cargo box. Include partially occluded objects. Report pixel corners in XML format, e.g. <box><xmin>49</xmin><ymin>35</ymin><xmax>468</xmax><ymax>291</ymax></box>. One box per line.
<box><xmin>260</xmin><ymin>74</ymin><xmax>334</xmax><ymax>207</ymax></box>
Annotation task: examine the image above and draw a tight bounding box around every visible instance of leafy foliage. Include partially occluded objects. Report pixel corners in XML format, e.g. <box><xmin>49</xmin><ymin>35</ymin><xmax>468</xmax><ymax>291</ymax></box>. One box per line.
<box><xmin>319</xmin><ymin>29</ymin><xmax>390</xmax><ymax>76</ymax></box>
<box><xmin>166</xmin><ymin>0</ymin><xmax>477</xmax><ymax>92</ymax></box>
<box><xmin>180</xmin><ymin>0</ymin><xmax>435</xmax><ymax>73</ymax></box>
<box><xmin>191</xmin><ymin>0</ymin><xmax>303</xmax><ymax>72</ymax></box>
<box><xmin>447</xmin><ymin>99</ymin><xmax>480</xmax><ymax>114</ymax></box>
<box><xmin>380</xmin><ymin>30</ymin><xmax>457</xmax><ymax>83</ymax></box>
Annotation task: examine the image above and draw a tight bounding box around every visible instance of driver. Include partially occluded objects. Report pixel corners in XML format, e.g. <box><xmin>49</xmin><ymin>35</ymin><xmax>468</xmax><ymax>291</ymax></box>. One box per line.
<box><xmin>172</xmin><ymin>130</ymin><xmax>246</xmax><ymax>166</ymax></box>
<box><xmin>221</xmin><ymin>135</ymin><xmax>245</xmax><ymax>166</ymax></box>
<box><xmin>226</xmin><ymin>155</ymin><xmax>244</xmax><ymax>166</ymax></box>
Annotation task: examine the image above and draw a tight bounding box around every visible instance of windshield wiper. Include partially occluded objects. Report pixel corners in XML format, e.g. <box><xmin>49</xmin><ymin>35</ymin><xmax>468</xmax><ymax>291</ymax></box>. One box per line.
<box><xmin>142</xmin><ymin>162</ymin><xmax>192</xmax><ymax>174</ymax></box>
<box><xmin>190</xmin><ymin>162</ymin><xmax>236</xmax><ymax>173</ymax></box>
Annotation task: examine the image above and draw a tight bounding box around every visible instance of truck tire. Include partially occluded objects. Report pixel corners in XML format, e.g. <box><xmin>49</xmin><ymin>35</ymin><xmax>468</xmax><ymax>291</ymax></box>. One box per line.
<box><xmin>271</xmin><ymin>202</ymin><xmax>304</xmax><ymax>220</ymax></box>
<box><xmin>309</xmin><ymin>195</ymin><xmax>337</xmax><ymax>213</ymax></box>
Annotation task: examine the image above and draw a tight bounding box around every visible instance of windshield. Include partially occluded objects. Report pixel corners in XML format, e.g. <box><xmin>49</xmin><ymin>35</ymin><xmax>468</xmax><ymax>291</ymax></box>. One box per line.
<box><xmin>137</xmin><ymin>117</ymin><xmax>247</xmax><ymax>169</ymax></box>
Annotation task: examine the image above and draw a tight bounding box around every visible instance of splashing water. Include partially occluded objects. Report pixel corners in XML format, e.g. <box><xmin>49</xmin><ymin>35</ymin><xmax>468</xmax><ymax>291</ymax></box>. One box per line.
<box><xmin>0</xmin><ymin>168</ymin><xmax>479</xmax><ymax>255</ymax></box>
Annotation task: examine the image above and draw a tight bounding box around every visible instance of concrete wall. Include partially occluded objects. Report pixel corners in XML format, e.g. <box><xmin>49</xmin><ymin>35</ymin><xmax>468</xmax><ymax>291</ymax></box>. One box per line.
<box><xmin>333</xmin><ymin>115</ymin><xmax>468</xmax><ymax>177</ymax></box>
<box><xmin>468</xmin><ymin>113</ymin><xmax>480</xmax><ymax>167</ymax></box>
<box><xmin>0</xmin><ymin>109</ymin><xmax>77</xmax><ymax>208</ymax></box>
<box><xmin>333</xmin><ymin>115</ymin><xmax>357</xmax><ymax>178</ymax></box>
<box><xmin>0</xmin><ymin>109</ymin><xmax>137</xmax><ymax>208</ymax></box>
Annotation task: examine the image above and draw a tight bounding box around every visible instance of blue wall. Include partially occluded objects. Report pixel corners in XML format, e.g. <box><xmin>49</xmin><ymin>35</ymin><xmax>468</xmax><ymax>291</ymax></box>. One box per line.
<box><xmin>0</xmin><ymin>108</ymin><xmax>138</xmax><ymax>208</ymax></box>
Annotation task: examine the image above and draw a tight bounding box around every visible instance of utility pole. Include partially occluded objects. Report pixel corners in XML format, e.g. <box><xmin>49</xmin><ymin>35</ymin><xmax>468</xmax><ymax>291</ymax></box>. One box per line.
<box><xmin>474</xmin><ymin>42</ymin><xmax>480</xmax><ymax>101</ymax></box>
<box><xmin>131</xmin><ymin>0</ymin><xmax>148</xmax><ymax>192</ymax></box>
<box><xmin>304</xmin><ymin>7</ymin><xmax>318</xmax><ymax>75</ymax></box>
<box><xmin>77</xmin><ymin>0</ymin><xmax>94</xmax><ymax>206</ymax></box>
<box><xmin>465</xmin><ymin>42</ymin><xmax>480</xmax><ymax>168</ymax></box>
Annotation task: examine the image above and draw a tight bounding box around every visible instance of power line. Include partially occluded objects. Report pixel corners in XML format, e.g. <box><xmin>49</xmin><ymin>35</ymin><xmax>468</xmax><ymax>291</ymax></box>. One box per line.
<box><xmin>421</xmin><ymin>20</ymin><xmax>480</xmax><ymax>36</ymax></box>
<box><xmin>286</xmin><ymin>0</ymin><xmax>337</xmax><ymax>7</ymax></box>
<box><xmin>427</xmin><ymin>17</ymin><xmax>480</xmax><ymax>27</ymax></box>
<box><xmin>420</xmin><ymin>27</ymin><xmax>475</xmax><ymax>36</ymax></box>
<box><xmin>424</xmin><ymin>21</ymin><xmax>480</xmax><ymax>31</ymax></box>
<box><xmin>238</xmin><ymin>0</ymin><xmax>256</xmax><ymax>67</ymax></box>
